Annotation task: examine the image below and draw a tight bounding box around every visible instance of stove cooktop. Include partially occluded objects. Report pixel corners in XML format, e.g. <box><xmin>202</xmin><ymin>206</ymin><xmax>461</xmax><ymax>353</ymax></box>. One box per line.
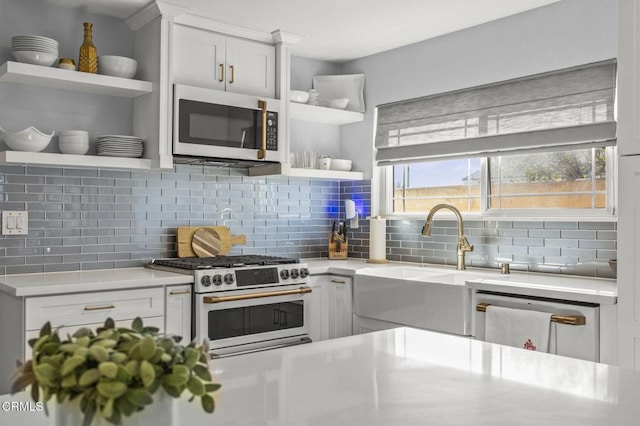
<box><xmin>151</xmin><ymin>255</ymin><xmax>300</xmax><ymax>270</ymax></box>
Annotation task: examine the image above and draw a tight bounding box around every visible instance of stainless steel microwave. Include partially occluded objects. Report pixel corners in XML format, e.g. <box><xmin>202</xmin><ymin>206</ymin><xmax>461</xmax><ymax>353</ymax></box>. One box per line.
<box><xmin>173</xmin><ymin>84</ymin><xmax>282</xmax><ymax>163</ymax></box>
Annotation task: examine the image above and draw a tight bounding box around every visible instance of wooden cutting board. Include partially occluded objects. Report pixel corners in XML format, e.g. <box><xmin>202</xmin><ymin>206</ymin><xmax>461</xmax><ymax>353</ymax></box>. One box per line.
<box><xmin>177</xmin><ymin>226</ymin><xmax>246</xmax><ymax>257</ymax></box>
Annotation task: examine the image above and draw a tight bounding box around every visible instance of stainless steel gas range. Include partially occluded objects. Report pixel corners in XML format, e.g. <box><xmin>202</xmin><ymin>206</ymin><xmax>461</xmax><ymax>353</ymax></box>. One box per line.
<box><xmin>149</xmin><ymin>255</ymin><xmax>312</xmax><ymax>358</ymax></box>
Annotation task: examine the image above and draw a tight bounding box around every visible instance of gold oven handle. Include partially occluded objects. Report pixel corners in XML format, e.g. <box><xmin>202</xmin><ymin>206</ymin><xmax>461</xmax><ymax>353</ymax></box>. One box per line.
<box><xmin>203</xmin><ymin>286</ymin><xmax>312</xmax><ymax>304</ymax></box>
<box><xmin>476</xmin><ymin>303</ymin><xmax>586</xmax><ymax>326</ymax></box>
<box><xmin>257</xmin><ymin>100</ymin><xmax>267</xmax><ymax>159</ymax></box>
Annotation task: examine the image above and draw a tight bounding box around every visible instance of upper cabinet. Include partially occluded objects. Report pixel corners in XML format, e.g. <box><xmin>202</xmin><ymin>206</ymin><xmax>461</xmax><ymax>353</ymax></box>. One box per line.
<box><xmin>172</xmin><ymin>24</ymin><xmax>276</xmax><ymax>98</ymax></box>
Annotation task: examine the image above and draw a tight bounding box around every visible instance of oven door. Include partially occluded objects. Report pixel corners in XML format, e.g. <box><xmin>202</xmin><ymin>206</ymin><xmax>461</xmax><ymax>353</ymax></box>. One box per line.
<box><xmin>195</xmin><ymin>285</ymin><xmax>312</xmax><ymax>357</ymax></box>
<box><xmin>173</xmin><ymin>84</ymin><xmax>281</xmax><ymax>162</ymax></box>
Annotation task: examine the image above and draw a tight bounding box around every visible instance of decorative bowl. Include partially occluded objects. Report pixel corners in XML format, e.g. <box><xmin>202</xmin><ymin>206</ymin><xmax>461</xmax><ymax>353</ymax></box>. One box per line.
<box><xmin>329</xmin><ymin>98</ymin><xmax>350</xmax><ymax>109</ymax></box>
<box><xmin>98</xmin><ymin>55</ymin><xmax>137</xmax><ymax>79</ymax></box>
<box><xmin>330</xmin><ymin>159</ymin><xmax>352</xmax><ymax>171</ymax></box>
<box><xmin>0</xmin><ymin>126</ymin><xmax>54</xmax><ymax>152</ymax></box>
<box><xmin>12</xmin><ymin>50</ymin><xmax>58</xmax><ymax>67</ymax></box>
<box><xmin>290</xmin><ymin>90</ymin><xmax>310</xmax><ymax>103</ymax></box>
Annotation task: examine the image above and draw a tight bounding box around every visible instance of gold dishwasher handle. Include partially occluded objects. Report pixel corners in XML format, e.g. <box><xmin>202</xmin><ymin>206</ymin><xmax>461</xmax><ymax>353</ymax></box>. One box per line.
<box><xmin>476</xmin><ymin>303</ymin><xmax>586</xmax><ymax>326</ymax></box>
<box><xmin>257</xmin><ymin>100</ymin><xmax>267</xmax><ymax>159</ymax></box>
<box><xmin>203</xmin><ymin>286</ymin><xmax>311</xmax><ymax>304</ymax></box>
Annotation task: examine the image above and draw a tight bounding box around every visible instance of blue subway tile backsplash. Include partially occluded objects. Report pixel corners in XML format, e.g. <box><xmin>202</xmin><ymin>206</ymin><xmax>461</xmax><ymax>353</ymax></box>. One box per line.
<box><xmin>0</xmin><ymin>169</ymin><xmax>616</xmax><ymax>279</ymax></box>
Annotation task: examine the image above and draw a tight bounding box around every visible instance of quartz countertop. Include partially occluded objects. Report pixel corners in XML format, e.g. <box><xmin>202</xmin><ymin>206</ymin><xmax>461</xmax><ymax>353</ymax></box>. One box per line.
<box><xmin>2</xmin><ymin>327</ymin><xmax>639</xmax><ymax>425</ymax></box>
<box><xmin>0</xmin><ymin>267</ymin><xmax>194</xmax><ymax>297</ymax></box>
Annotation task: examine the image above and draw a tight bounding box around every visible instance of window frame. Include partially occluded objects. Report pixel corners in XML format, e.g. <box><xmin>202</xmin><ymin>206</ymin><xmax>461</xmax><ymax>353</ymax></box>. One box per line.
<box><xmin>377</xmin><ymin>146</ymin><xmax>617</xmax><ymax>221</ymax></box>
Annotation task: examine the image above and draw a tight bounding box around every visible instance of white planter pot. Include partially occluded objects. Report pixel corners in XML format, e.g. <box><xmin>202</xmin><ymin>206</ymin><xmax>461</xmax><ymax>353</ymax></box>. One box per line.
<box><xmin>55</xmin><ymin>391</ymin><xmax>175</xmax><ymax>426</ymax></box>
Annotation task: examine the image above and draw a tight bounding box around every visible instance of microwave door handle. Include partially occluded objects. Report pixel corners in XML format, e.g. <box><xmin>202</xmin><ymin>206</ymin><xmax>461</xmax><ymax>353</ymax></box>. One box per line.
<box><xmin>240</xmin><ymin>129</ymin><xmax>246</xmax><ymax>148</ymax></box>
<box><xmin>257</xmin><ymin>100</ymin><xmax>267</xmax><ymax>159</ymax></box>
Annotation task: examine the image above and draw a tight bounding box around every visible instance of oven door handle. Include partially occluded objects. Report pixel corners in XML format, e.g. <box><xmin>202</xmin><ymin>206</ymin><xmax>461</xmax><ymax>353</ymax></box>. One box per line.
<box><xmin>203</xmin><ymin>286</ymin><xmax>312</xmax><ymax>304</ymax></box>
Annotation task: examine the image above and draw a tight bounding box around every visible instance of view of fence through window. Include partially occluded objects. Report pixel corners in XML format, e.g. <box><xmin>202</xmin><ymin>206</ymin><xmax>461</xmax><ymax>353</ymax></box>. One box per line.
<box><xmin>392</xmin><ymin>147</ymin><xmax>607</xmax><ymax>213</ymax></box>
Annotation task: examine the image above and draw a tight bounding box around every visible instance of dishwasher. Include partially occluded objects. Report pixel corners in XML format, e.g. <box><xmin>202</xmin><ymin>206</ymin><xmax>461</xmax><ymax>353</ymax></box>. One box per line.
<box><xmin>472</xmin><ymin>290</ymin><xmax>599</xmax><ymax>362</ymax></box>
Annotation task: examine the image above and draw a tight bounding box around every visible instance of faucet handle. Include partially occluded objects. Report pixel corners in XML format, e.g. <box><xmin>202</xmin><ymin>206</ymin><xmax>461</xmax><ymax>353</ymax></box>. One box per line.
<box><xmin>459</xmin><ymin>235</ymin><xmax>474</xmax><ymax>252</ymax></box>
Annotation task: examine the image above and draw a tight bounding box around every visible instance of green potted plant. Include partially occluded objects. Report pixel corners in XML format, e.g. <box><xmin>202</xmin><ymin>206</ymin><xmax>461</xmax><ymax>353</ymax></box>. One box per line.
<box><xmin>12</xmin><ymin>317</ymin><xmax>221</xmax><ymax>426</ymax></box>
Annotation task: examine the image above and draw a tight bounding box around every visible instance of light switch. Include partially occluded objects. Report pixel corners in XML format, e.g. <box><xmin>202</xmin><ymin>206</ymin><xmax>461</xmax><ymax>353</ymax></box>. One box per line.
<box><xmin>2</xmin><ymin>211</ymin><xmax>28</xmax><ymax>235</ymax></box>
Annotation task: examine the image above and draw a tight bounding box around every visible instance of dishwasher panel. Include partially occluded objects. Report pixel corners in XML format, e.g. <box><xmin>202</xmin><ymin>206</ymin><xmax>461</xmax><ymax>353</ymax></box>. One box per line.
<box><xmin>473</xmin><ymin>291</ymin><xmax>599</xmax><ymax>362</ymax></box>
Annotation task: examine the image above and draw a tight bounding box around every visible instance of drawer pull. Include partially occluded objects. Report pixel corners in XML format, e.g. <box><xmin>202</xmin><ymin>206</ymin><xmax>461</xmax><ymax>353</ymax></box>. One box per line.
<box><xmin>330</xmin><ymin>279</ymin><xmax>346</xmax><ymax>284</ymax></box>
<box><xmin>84</xmin><ymin>304</ymin><xmax>115</xmax><ymax>311</ymax></box>
<box><xmin>169</xmin><ymin>290</ymin><xmax>191</xmax><ymax>296</ymax></box>
<box><xmin>476</xmin><ymin>303</ymin><xmax>586</xmax><ymax>326</ymax></box>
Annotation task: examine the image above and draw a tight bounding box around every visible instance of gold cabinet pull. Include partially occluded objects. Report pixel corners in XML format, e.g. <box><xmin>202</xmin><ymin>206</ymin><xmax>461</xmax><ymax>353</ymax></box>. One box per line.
<box><xmin>203</xmin><ymin>286</ymin><xmax>311</xmax><ymax>304</ymax></box>
<box><xmin>218</xmin><ymin>63</ymin><xmax>224</xmax><ymax>82</ymax></box>
<box><xmin>330</xmin><ymin>279</ymin><xmax>346</xmax><ymax>284</ymax></box>
<box><xmin>476</xmin><ymin>303</ymin><xmax>586</xmax><ymax>326</ymax></box>
<box><xmin>229</xmin><ymin>65</ymin><xmax>235</xmax><ymax>83</ymax></box>
<box><xmin>169</xmin><ymin>290</ymin><xmax>191</xmax><ymax>296</ymax></box>
<box><xmin>257</xmin><ymin>100</ymin><xmax>267</xmax><ymax>159</ymax></box>
<box><xmin>84</xmin><ymin>304</ymin><xmax>115</xmax><ymax>311</ymax></box>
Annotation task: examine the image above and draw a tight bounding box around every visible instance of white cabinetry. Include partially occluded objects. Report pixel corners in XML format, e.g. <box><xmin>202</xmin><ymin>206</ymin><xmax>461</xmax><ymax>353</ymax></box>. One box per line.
<box><xmin>172</xmin><ymin>24</ymin><xmax>275</xmax><ymax>98</ymax></box>
<box><xmin>309</xmin><ymin>275</ymin><xmax>353</xmax><ymax>342</ymax></box>
<box><xmin>165</xmin><ymin>284</ymin><xmax>192</xmax><ymax>342</ymax></box>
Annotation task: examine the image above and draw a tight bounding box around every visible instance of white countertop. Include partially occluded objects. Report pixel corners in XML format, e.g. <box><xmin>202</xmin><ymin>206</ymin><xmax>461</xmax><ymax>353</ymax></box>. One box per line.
<box><xmin>0</xmin><ymin>267</ymin><xmax>194</xmax><ymax>297</ymax></box>
<box><xmin>3</xmin><ymin>327</ymin><xmax>639</xmax><ymax>425</ymax></box>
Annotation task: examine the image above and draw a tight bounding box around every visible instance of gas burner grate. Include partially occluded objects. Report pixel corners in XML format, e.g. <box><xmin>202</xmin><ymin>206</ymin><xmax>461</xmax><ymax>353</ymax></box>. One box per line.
<box><xmin>151</xmin><ymin>255</ymin><xmax>300</xmax><ymax>270</ymax></box>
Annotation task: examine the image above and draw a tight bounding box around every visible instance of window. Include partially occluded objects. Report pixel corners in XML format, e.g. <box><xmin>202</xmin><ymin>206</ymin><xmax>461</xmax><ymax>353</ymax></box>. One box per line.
<box><xmin>390</xmin><ymin>146</ymin><xmax>613</xmax><ymax>216</ymax></box>
<box><xmin>376</xmin><ymin>60</ymin><xmax>617</xmax><ymax>218</ymax></box>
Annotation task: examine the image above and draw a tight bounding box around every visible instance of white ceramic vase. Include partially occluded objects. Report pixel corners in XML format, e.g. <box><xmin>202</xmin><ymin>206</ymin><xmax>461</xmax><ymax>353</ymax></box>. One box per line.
<box><xmin>55</xmin><ymin>391</ymin><xmax>174</xmax><ymax>426</ymax></box>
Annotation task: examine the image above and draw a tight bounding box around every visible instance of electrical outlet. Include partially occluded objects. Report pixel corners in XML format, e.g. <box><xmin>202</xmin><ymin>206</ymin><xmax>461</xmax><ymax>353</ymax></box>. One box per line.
<box><xmin>2</xmin><ymin>211</ymin><xmax>28</xmax><ymax>235</ymax></box>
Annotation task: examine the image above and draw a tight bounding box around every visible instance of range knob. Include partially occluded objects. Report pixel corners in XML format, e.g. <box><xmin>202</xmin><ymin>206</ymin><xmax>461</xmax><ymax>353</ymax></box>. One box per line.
<box><xmin>212</xmin><ymin>274</ymin><xmax>223</xmax><ymax>286</ymax></box>
<box><xmin>300</xmin><ymin>267</ymin><xmax>309</xmax><ymax>278</ymax></box>
<box><xmin>223</xmin><ymin>273</ymin><xmax>235</xmax><ymax>285</ymax></box>
<box><xmin>280</xmin><ymin>269</ymin><xmax>290</xmax><ymax>280</ymax></box>
<box><xmin>290</xmin><ymin>269</ymin><xmax>299</xmax><ymax>279</ymax></box>
<box><xmin>201</xmin><ymin>275</ymin><xmax>212</xmax><ymax>287</ymax></box>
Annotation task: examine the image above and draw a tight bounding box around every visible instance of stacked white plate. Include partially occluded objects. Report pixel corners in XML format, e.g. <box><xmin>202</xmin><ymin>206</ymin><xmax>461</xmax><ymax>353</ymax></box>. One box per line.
<box><xmin>11</xmin><ymin>35</ymin><xmax>59</xmax><ymax>67</ymax></box>
<box><xmin>96</xmin><ymin>135</ymin><xmax>144</xmax><ymax>158</ymax></box>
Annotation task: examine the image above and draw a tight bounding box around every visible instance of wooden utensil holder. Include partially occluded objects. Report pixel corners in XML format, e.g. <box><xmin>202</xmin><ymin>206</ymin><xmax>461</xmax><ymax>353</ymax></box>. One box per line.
<box><xmin>328</xmin><ymin>238</ymin><xmax>348</xmax><ymax>260</ymax></box>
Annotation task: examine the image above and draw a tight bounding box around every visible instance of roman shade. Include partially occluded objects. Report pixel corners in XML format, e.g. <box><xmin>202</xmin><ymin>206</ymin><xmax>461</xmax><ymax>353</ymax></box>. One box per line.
<box><xmin>375</xmin><ymin>60</ymin><xmax>617</xmax><ymax>166</ymax></box>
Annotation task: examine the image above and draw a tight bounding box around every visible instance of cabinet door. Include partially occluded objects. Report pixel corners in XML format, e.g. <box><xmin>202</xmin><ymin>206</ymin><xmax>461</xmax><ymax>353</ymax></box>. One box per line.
<box><xmin>327</xmin><ymin>276</ymin><xmax>353</xmax><ymax>339</ymax></box>
<box><xmin>309</xmin><ymin>275</ymin><xmax>329</xmax><ymax>342</ymax></box>
<box><xmin>225</xmin><ymin>37</ymin><xmax>275</xmax><ymax>98</ymax></box>
<box><xmin>166</xmin><ymin>285</ymin><xmax>193</xmax><ymax>342</ymax></box>
<box><xmin>618</xmin><ymin>156</ymin><xmax>640</xmax><ymax>369</ymax></box>
<box><xmin>172</xmin><ymin>24</ymin><xmax>226</xmax><ymax>90</ymax></box>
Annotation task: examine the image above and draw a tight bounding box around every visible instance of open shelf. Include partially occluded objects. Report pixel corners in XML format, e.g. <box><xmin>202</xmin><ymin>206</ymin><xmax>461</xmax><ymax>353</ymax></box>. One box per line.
<box><xmin>0</xmin><ymin>61</ymin><xmax>152</xmax><ymax>98</ymax></box>
<box><xmin>283</xmin><ymin>164</ymin><xmax>364</xmax><ymax>180</ymax></box>
<box><xmin>0</xmin><ymin>151</ymin><xmax>152</xmax><ymax>170</ymax></box>
<box><xmin>289</xmin><ymin>102</ymin><xmax>364</xmax><ymax>125</ymax></box>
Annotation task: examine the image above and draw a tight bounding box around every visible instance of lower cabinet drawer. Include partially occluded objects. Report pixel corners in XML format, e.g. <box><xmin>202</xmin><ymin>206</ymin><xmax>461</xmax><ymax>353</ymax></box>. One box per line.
<box><xmin>25</xmin><ymin>287</ymin><xmax>164</xmax><ymax>331</ymax></box>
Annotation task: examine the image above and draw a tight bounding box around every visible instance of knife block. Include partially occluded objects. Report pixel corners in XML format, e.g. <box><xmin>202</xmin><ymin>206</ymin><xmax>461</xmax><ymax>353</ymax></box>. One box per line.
<box><xmin>328</xmin><ymin>237</ymin><xmax>348</xmax><ymax>260</ymax></box>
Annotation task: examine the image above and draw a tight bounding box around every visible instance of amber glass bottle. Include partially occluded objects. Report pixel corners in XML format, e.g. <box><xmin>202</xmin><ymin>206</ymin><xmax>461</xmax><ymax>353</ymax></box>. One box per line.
<box><xmin>78</xmin><ymin>22</ymin><xmax>98</xmax><ymax>73</ymax></box>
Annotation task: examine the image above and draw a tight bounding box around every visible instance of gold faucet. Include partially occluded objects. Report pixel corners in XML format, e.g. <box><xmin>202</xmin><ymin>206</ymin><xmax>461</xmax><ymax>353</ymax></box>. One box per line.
<box><xmin>422</xmin><ymin>204</ymin><xmax>474</xmax><ymax>270</ymax></box>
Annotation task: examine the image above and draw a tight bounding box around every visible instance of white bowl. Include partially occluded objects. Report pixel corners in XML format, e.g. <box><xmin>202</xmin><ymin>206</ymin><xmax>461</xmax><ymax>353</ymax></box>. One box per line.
<box><xmin>329</xmin><ymin>98</ymin><xmax>350</xmax><ymax>109</ymax></box>
<box><xmin>330</xmin><ymin>159</ymin><xmax>352</xmax><ymax>171</ymax></box>
<box><xmin>290</xmin><ymin>90</ymin><xmax>310</xmax><ymax>103</ymax></box>
<box><xmin>98</xmin><ymin>55</ymin><xmax>137</xmax><ymax>79</ymax></box>
<box><xmin>58</xmin><ymin>130</ymin><xmax>89</xmax><ymax>155</ymax></box>
<box><xmin>12</xmin><ymin>50</ymin><xmax>58</xmax><ymax>67</ymax></box>
<box><xmin>59</xmin><ymin>142</ymin><xmax>89</xmax><ymax>155</ymax></box>
<box><xmin>0</xmin><ymin>126</ymin><xmax>54</xmax><ymax>152</ymax></box>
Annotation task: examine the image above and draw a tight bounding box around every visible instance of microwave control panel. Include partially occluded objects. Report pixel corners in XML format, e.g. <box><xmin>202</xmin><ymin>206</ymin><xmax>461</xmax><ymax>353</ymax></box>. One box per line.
<box><xmin>266</xmin><ymin>111</ymin><xmax>278</xmax><ymax>150</ymax></box>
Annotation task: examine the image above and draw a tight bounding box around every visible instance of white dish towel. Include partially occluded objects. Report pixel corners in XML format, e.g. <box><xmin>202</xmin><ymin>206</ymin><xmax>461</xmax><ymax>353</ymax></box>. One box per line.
<box><xmin>485</xmin><ymin>305</ymin><xmax>553</xmax><ymax>353</ymax></box>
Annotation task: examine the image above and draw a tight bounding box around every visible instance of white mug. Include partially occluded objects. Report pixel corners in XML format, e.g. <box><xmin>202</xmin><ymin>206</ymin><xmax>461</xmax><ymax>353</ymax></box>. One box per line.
<box><xmin>318</xmin><ymin>157</ymin><xmax>331</xmax><ymax>170</ymax></box>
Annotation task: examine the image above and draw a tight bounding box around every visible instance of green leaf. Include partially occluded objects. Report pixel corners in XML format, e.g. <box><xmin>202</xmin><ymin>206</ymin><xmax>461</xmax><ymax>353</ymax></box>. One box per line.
<box><xmin>59</xmin><ymin>343</ymin><xmax>80</xmax><ymax>354</ymax></box>
<box><xmin>132</xmin><ymin>317</ymin><xmax>143</xmax><ymax>333</ymax></box>
<box><xmin>104</xmin><ymin>318</ymin><xmax>115</xmax><ymax>329</ymax></box>
<box><xmin>74</xmin><ymin>347</ymin><xmax>89</xmax><ymax>358</ymax></box>
<box><xmin>96</xmin><ymin>381</ymin><xmax>128</xmax><ymax>399</ymax></box>
<box><xmin>183</xmin><ymin>348</ymin><xmax>199</xmax><ymax>368</ymax></box>
<box><xmin>187</xmin><ymin>376</ymin><xmax>205</xmax><ymax>396</ymax></box>
<box><xmin>82</xmin><ymin>400</ymin><xmax>96</xmax><ymax>426</ymax></box>
<box><xmin>116</xmin><ymin>365</ymin><xmax>132</xmax><ymax>383</ymax></box>
<box><xmin>193</xmin><ymin>364</ymin><xmax>212</xmax><ymax>382</ymax></box>
<box><xmin>115</xmin><ymin>396</ymin><xmax>136</xmax><ymax>417</ymax></box>
<box><xmin>61</xmin><ymin>355</ymin><xmax>86</xmax><ymax>377</ymax></box>
<box><xmin>61</xmin><ymin>373</ymin><xmax>77</xmax><ymax>388</ymax></box>
<box><xmin>204</xmin><ymin>383</ymin><xmax>221</xmax><ymax>393</ymax></box>
<box><xmin>162</xmin><ymin>383</ymin><xmax>182</xmax><ymax>398</ymax></box>
<box><xmin>163</xmin><ymin>373</ymin><xmax>188</xmax><ymax>387</ymax></box>
<box><xmin>40</xmin><ymin>342</ymin><xmax>61</xmax><ymax>356</ymax></box>
<box><xmin>30</xmin><ymin>381</ymin><xmax>39</xmax><ymax>401</ymax></box>
<box><xmin>201</xmin><ymin>394</ymin><xmax>215</xmax><ymax>413</ymax></box>
<box><xmin>172</xmin><ymin>364</ymin><xmax>189</xmax><ymax>378</ymax></box>
<box><xmin>73</xmin><ymin>328</ymin><xmax>91</xmax><ymax>339</ymax></box>
<box><xmin>124</xmin><ymin>360</ymin><xmax>139</xmax><ymax>377</ymax></box>
<box><xmin>139</xmin><ymin>360</ymin><xmax>155</xmax><ymax>388</ymax></box>
<box><xmin>39</xmin><ymin>321</ymin><xmax>52</xmax><ymax>337</ymax></box>
<box><xmin>139</xmin><ymin>336</ymin><xmax>156</xmax><ymax>361</ymax></box>
<box><xmin>125</xmin><ymin>388</ymin><xmax>153</xmax><ymax>407</ymax></box>
<box><xmin>34</xmin><ymin>363</ymin><xmax>59</xmax><ymax>387</ymax></box>
<box><xmin>101</xmin><ymin>397</ymin><xmax>114</xmax><ymax>420</ymax></box>
<box><xmin>89</xmin><ymin>345</ymin><xmax>110</xmax><ymax>363</ymax></box>
<box><xmin>75</xmin><ymin>336</ymin><xmax>91</xmax><ymax>347</ymax></box>
<box><xmin>93</xmin><ymin>339</ymin><xmax>117</xmax><ymax>349</ymax></box>
<box><xmin>79</xmin><ymin>369</ymin><xmax>101</xmax><ymax>387</ymax></box>
<box><xmin>98</xmin><ymin>362</ymin><xmax>119</xmax><ymax>379</ymax></box>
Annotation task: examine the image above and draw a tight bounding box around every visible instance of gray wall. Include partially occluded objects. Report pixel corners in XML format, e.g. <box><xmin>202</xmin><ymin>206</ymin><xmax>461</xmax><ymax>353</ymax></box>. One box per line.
<box><xmin>339</xmin><ymin>0</ymin><xmax>618</xmax><ymax>178</ymax></box>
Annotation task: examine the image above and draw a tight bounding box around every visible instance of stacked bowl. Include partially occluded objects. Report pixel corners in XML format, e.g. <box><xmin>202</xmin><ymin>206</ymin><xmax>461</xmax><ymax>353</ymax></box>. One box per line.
<box><xmin>58</xmin><ymin>130</ymin><xmax>89</xmax><ymax>155</ymax></box>
<box><xmin>11</xmin><ymin>35</ymin><xmax>59</xmax><ymax>67</ymax></box>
